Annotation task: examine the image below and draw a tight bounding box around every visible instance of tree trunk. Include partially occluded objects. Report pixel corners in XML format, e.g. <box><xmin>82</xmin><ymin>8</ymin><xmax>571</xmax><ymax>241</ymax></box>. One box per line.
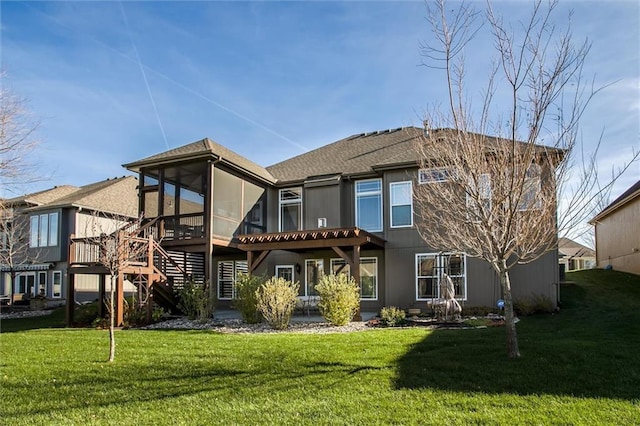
<box><xmin>498</xmin><ymin>262</ymin><xmax>520</xmax><ymax>358</ymax></box>
<box><xmin>108</xmin><ymin>275</ymin><xmax>116</xmax><ymax>363</ymax></box>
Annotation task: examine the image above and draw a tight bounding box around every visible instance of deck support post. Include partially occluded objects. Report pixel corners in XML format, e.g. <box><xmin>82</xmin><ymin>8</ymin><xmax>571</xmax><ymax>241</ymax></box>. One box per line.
<box><xmin>66</xmin><ymin>273</ymin><xmax>75</xmax><ymax>326</ymax></box>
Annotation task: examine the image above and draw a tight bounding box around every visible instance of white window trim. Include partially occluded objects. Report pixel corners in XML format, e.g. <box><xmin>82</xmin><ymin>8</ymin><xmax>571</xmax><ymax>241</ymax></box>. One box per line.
<box><xmin>517</xmin><ymin>164</ymin><xmax>542</xmax><ymax>211</ymax></box>
<box><xmin>217</xmin><ymin>260</ymin><xmax>248</xmax><ymax>300</ymax></box>
<box><xmin>278</xmin><ymin>187</ymin><xmax>303</xmax><ymax>232</ymax></box>
<box><xmin>304</xmin><ymin>259</ymin><xmax>324</xmax><ymax>298</ymax></box>
<box><xmin>390</xmin><ymin>181</ymin><xmax>413</xmax><ymax>228</ymax></box>
<box><xmin>29</xmin><ymin>212</ymin><xmax>59</xmax><ymax>248</ymax></box>
<box><xmin>359</xmin><ymin>257</ymin><xmax>378</xmax><ymax>301</ymax></box>
<box><xmin>415</xmin><ymin>252</ymin><xmax>467</xmax><ymax>301</ymax></box>
<box><xmin>52</xmin><ymin>271</ymin><xmax>62</xmax><ymax>298</ymax></box>
<box><xmin>355</xmin><ymin>178</ymin><xmax>383</xmax><ymax>232</ymax></box>
<box><xmin>466</xmin><ymin>173</ymin><xmax>492</xmax><ymax>221</ymax></box>
<box><xmin>275</xmin><ymin>265</ymin><xmax>294</xmax><ymax>282</ymax></box>
<box><xmin>330</xmin><ymin>257</ymin><xmax>378</xmax><ymax>301</ymax></box>
<box><xmin>418</xmin><ymin>167</ymin><xmax>452</xmax><ymax>184</ymax></box>
<box><xmin>37</xmin><ymin>271</ymin><xmax>47</xmax><ymax>297</ymax></box>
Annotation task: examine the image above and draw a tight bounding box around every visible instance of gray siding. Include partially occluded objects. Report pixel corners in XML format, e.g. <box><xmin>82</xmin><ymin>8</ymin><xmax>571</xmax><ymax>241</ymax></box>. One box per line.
<box><xmin>304</xmin><ymin>184</ymin><xmax>341</xmax><ymax>229</ymax></box>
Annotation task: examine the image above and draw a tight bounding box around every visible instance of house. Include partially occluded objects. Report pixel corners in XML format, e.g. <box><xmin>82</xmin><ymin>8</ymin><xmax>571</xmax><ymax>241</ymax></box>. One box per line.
<box><xmin>0</xmin><ymin>176</ymin><xmax>138</xmax><ymax>307</ymax></box>
<box><xmin>589</xmin><ymin>180</ymin><xmax>640</xmax><ymax>275</ymax></box>
<box><xmin>558</xmin><ymin>237</ymin><xmax>595</xmax><ymax>274</ymax></box>
<box><xmin>97</xmin><ymin>126</ymin><xmax>559</xmax><ymax>323</ymax></box>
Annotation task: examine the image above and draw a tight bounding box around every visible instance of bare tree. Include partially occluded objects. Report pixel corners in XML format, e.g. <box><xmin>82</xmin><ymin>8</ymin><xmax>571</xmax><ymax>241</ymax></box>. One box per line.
<box><xmin>415</xmin><ymin>0</ymin><xmax>638</xmax><ymax>358</ymax></box>
<box><xmin>0</xmin><ymin>73</ymin><xmax>41</xmax><ymax>192</ymax></box>
<box><xmin>0</xmin><ymin>203</ymin><xmax>42</xmax><ymax>302</ymax></box>
<box><xmin>79</xmin><ymin>213</ymin><xmax>145</xmax><ymax>362</ymax></box>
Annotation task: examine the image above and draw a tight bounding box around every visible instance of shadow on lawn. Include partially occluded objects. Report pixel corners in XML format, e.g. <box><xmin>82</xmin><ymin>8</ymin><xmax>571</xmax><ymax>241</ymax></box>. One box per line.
<box><xmin>395</xmin><ymin>277</ymin><xmax>640</xmax><ymax>401</ymax></box>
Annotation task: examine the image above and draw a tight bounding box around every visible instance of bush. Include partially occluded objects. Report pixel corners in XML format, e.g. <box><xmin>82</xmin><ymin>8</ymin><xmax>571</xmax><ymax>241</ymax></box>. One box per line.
<box><xmin>256</xmin><ymin>277</ymin><xmax>299</xmax><ymax>330</ymax></box>
<box><xmin>74</xmin><ymin>302</ymin><xmax>100</xmax><ymax>326</ymax></box>
<box><xmin>315</xmin><ymin>274</ymin><xmax>360</xmax><ymax>326</ymax></box>
<box><xmin>380</xmin><ymin>306</ymin><xmax>406</xmax><ymax>327</ymax></box>
<box><xmin>463</xmin><ymin>306</ymin><xmax>496</xmax><ymax>317</ymax></box>
<box><xmin>233</xmin><ymin>273</ymin><xmax>265</xmax><ymax>324</ymax></box>
<box><xmin>514</xmin><ymin>293</ymin><xmax>555</xmax><ymax>316</ymax></box>
<box><xmin>176</xmin><ymin>281</ymin><xmax>215</xmax><ymax>322</ymax></box>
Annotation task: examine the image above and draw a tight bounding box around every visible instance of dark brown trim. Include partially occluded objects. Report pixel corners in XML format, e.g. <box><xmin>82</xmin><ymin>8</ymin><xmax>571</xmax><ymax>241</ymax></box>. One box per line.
<box><xmin>236</xmin><ymin>227</ymin><xmax>384</xmax><ymax>252</ymax></box>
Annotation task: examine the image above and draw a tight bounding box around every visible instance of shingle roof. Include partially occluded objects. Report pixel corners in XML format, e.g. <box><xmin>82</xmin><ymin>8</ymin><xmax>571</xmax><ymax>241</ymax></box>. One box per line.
<box><xmin>5</xmin><ymin>185</ymin><xmax>79</xmax><ymax>207</ymax></box>
<box><xmin>590</xmin><ymin>179</ymin><xmax>640</xmax><ymax>223</ymax></box>
<box><xmin>267</xmin><ymin>127</ymin><xmax>422</xmax><ymax>182</ymax></box>
<box><xmin>123</xmin><ymin>138</ymin><xmax>276</xmax><ymax>184</ymax></box>
<box><xmin>265</xmin><ymin>127</ymin><xmax>562</xmax><ymax>183</ymax></box>
<box><xmin>558</xmin><ymin>237</ymin><xmax>595</xmax><ymax>258</ymax></box>
<box><xmin>35</xmin><ymin>176</ymin><xmax>139</xmax><ymax>217</ymax></box>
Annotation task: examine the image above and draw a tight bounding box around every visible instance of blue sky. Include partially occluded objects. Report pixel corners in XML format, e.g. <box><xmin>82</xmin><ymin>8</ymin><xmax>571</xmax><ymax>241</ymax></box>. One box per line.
<box><xmin>1</xmin><ymin>0</ymin><xmax>638</xmax><ymax>203</ymax></box>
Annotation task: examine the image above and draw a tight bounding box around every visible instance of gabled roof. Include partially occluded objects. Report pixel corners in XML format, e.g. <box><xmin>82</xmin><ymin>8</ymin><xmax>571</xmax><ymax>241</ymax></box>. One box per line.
<box><xmin>123</xmin><ymin>138</ymin><xmax>276</xmax><ymax>184</ymax></box>
<box><xmin>267</xmin><ymin>127</ymin><xmax>421</xmax><ymax>182</ymax></box>
<box><xmin>33</xmin><ymin>176</ymin><xmax>139</xmax><ymax>217</ymax></box>
<box><xmin>266</xmin><ymin>127</ymin><xmax>564</xmax><ymax>183</ymax></box>
<box><xmin>4</xmin><ymin>185</ymin><xmax>79</xmax><ymax>207</ymax></box>
<box><xmin>590</xmin><ymin>179</ymin><xmax>640</xmax><ymax>224</ymax></box>
<box><xmin>558</xmin><ymin>237</ymin><xmax>595</xmax><ymax>258</ymax></box>
<box><xmin>8</xmin><ymin>177</ymin><xmax>138</xmax><ymax>218</ymax></box>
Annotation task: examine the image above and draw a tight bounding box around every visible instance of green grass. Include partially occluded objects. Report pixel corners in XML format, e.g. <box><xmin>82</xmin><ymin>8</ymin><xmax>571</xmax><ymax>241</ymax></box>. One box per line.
<box><xmin>1</xmin><ymin>269</ymin><xmax>639</xmax><ymax>425</ymax></box>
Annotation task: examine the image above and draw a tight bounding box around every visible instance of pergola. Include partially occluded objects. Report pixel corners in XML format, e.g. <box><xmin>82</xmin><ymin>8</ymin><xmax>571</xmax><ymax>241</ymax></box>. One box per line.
<box><xmin>236</xmin><ymin>227</ymin><xmax>385</xmax><ymax>286</ymax></box>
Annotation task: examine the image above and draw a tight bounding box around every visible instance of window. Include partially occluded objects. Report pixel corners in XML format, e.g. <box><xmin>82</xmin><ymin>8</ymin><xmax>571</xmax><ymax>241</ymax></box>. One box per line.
<box><xmin>418</xmin><ymin>167</ymin><xmax>452</xmax><ymax>184</ymax></box>
<box><xmin>355</xmin><ymin>179</ymin><xmax>382</xmax><ymax>232</ymax></box>
<box><xmin>330</xmin><ymin>257</ymin><xmax>378</xmax><ymax>300</ymax></box>
<box><xmin>52</xmin><ymin>271</ymin><xmax>62</xmax><ymax>298</ymax></box>
<box><xmin>360</xmin><ymin>258</ymin><xmax>378</xmax><ymax>300</ymax></box>
<box><xmin>16</xmin><ymin>273</ymin><xmax>35</xmax><ymax>296</ymax></box>
<box><xmin>304</xmin><ymin>259</ymin><xmax>324</xmax><ymax>297</ymax></box>
<box><xmin>518</xmin><ymin>164</ymin><xmax>542</xmax><ymax>211</ymax></box>
<box><xmin>29</xmin><ymin>212</ymin><xmax>59</xmax><ymax>248</ymax></box>
<box><xmin>390</xmin><ymin>181</ymin><xmax>413</xmax><ymax>228</ymax></box>
<box><xmin>279</xmin><ymin>188</ymin><xmax>302</xmax><ymax>232</ymax></box>
<box><xmin>416</xmin><ymin>253</ymin><xmax>466</xmax><ymax>300</ymax></box>
<box><xmin>217</xmin><ymin>260</ymin><xmax>248</xmax><ymax>300</ymax></box>
<box><xmin>275</xmin><ymin>265</ymin><xmax>294</xmax><ymax>282</ymax></box>
<box><xmin>466</xmin><ymin>174</ymin><xmax>491</xmax><ymax>220</ymax></box>
<box><xmin>38</xmin><ymin>272</ymin><xmax>47</xmax><ymax>296</ymax></box>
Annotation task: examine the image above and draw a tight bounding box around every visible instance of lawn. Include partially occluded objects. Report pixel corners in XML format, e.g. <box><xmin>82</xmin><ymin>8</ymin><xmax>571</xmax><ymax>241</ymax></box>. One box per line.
<box><xmin>1</xmin><ymin>269</ymin><xmax>639</xmax><ymax>425</ymax></box>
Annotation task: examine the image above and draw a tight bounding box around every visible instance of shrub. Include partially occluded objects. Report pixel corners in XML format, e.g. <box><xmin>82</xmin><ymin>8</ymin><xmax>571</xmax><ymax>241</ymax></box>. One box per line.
<box><xmin>380</xmin><ymin>306</ymin><xmax>406</xmax><ymax>327</ymax></box>
<box><xmin>315</xmin><ymin>274</ymin><xmax>360</xmax><ymax>326</ymax></box>
<box><xmin>233</xmin><ymin>273</ymin><xmax>265</xmax><ymax>324</ymax></box>
<box><xmin>514</xmin><ymin>293</ymin><xmax>555</xmax><ymax>316</ymax></box>
<box><xmin>74</xmin><ymin>302</ymin><xmax>100</xmax><ymax>326</ymax></box>
<box><xmin>256</xmin><ymin>277</ymin><xmax>299</xmax><ymax>330</ymax></box>
<box><xmin>463</xmin><ymin>306</ymin><xmax>496</xmax><ymax>317</ymax></box>
<box><xmin>176</xmin><ymin>281</ymin><xmax>215</xmax><ymax>322</ymax></box>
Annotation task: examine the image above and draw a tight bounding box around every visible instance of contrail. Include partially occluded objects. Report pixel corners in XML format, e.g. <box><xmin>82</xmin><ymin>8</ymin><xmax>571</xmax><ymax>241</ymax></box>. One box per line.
<box><xmin>23</xmin><ymin>2</ymin><xmax>307</xmax><ymax>152</ymax></box>
<box><xmin>119</xmin><ymin>1</ymin><xmax>169</xmax><ymax>150</ymax></box>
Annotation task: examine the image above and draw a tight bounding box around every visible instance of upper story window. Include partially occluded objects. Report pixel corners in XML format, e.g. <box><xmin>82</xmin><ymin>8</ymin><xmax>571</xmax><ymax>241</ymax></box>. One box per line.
<box><xmin>355</xmin><ymin>179</ymin><xmax>382</xmax><ymax>232</ymax></box>
<box><xmin>29</xmin><ymin>212</ymin><xmax>59</xmax><ymax>248</ymax></box>
<box><xmin>418</xmin><ymin>167</ymin><xmax>452</xmax><ymax>184</ymax></box>
<box><xmin>518</xmin><ymin>164</ymin><xmax>542</xmax><ymax>211</ymax></box>
<box><xmin>279</xmin><ymin>188</ymin><xmax>302</xmax><ymax>232</ymax></box>
<box><xmin>466</xmin><ymin>173</ymin><xmax>491</xmax><ymax>220</ymax></box>
<box><xmin>390</xmin><ymin>181</ymin><xmax>413</xmax><ymax>228</ymax></box>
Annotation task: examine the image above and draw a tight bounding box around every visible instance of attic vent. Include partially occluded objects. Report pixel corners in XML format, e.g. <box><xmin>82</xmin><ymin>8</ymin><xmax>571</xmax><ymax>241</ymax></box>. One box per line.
<box><xmin>317</xmin><ymin>218</ymin><xmax>327</xmax><ymax>228</ymax></box>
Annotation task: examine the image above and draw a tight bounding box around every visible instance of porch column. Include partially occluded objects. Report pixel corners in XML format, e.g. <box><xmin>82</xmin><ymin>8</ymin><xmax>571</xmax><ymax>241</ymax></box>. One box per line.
<box><xmin>353</xmin><ymin>245</ymin><xmax>362</xmax><ymax>321</ymax></box>
<box><xmin>65</xmin><ymin>273</ymin><xmax>75</xmax><ymax>326</ymax></box>
<box><xmin>205</xmin><ymin>160</ymin><xmax>216</xmax><ymax>300</ymax></box>
<box><xmin>98</xmin><ymin>274</ymin><xmax>106</xmax><ymax>318</ymax></box>
<box><xmin>116</xmin><ymin>271</ymin><xmax>125</xmax><ymax>327</ymax></box>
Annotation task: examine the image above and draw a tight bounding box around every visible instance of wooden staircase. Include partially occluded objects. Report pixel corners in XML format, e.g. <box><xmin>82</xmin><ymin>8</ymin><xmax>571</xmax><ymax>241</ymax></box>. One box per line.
<box><xmin>68</xmin><ymin>218</ymin><xmax>192</xmax><ymax>325</ymax></box>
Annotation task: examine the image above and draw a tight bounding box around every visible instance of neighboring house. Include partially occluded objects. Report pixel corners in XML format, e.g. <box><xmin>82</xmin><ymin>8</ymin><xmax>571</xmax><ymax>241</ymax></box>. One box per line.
<box><xmin>0</xmin><ymin>176</ymin><xmax>138</xmax><ymax>306</ymax></box>
<box><xmin>589</xmin><ymin>180</ymin><xmax>640</xmax><ymax>275</ymax></box>
<box><xmin>106</xmin><ymin>126</ymin><xmax>559</xmax><ymax>321</ymax></box>
<box><xmin>558</xmin><ymin>237</ymin><xmax>595</xmax><ymax>273</ymax></box>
